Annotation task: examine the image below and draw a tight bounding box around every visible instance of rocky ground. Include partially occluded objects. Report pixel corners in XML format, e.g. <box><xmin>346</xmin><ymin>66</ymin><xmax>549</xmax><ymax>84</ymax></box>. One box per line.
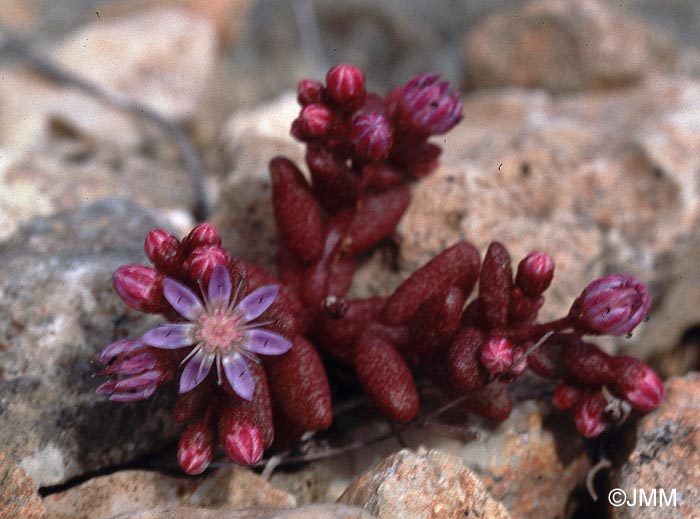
<box><xmin>1</xmin><ymin>1</ymin><xmax>700</xmax><ymax>518</ymax></box>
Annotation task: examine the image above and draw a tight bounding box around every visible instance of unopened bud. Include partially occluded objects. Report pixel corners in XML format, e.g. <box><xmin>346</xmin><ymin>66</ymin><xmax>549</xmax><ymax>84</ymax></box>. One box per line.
<box><xmin>515</xmin><ymin>251</ymin><xmax>554</xmax><ymax>297</ymax></box>
<box><xmin>325</xmin><ymin>64</ymin><xmax>366</xmax><ymax>110</ymax></box>
<box><xmin>184</xmin><ymin>245</ymin><xmax>232</xmax><ymax>286</ymax></box>
<box><xmin>112</xmin><ymin>265</ymin><xmax>167</xmax><ymax>313</ymax></box>
<box><xmin>573</xmin><ymin>391</ymin><xmax>607</xmax><ymax>438</ymax></box>
<box><xmin>177</xmin><ymin>422</ymin><xmax>214</xmax><ymax>475</ymax></box>
<box><xmin>144</xmin><ymin>228</ymin><xmax>183</xmax><ymax>274</ymax></box>
<box><xmin>389</xmin><ymin>72</ymin><xmax>462</xmax><ymax>138</ymax></box>
<box><xmin>297</xmin><ymin>79</ymin><xmax>324</xmax><ymax>105</ymax></box>
<box><xmin>218</xmin><ymin>408</ymin><xmax>264</xmax><ymax>466</ymax></box>
<box><xmin>349</xmin><ymin>113</ymin><xmax>393</xmax><ymax>162</ymax></box>
<box><xmin>298</xmin><ymin>104</ymin><xmax>334</xmax><ymax>138</ymax></box>
<box><xmin>480</xmin><ymin>337</ymin><xmax>514</xmax><ymax>375</ymax></box>
<box><xmin>552</xmin><ymin>384</ymin><xmax>582</xmax><ymax>411</ymax></box>
<box><xmin>182</xmin><ymin>223</ymin><xmax>221</xmax><ymax>255</ymax></box>
<box><xmin>611</xmin><ymin>356</ymin><xmax>664</xmax><ymax>412</ymax></box>
<box><xmin>572</xmin><ymin>274</ymin><xmax>651</xmax><ymax>336</ymax></box>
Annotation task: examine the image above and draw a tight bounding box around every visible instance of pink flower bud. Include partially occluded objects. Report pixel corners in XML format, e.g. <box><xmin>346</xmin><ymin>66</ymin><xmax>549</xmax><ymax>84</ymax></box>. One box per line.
<box><xmin>349</xmin><ymin>113</ymin><xmax>393</xmax><ymax>162</ymax></box>
<box><xmin>515</xmin><ymin>251</ymin><xmax>554</xmax><ymax>297</ymax></box>
<box><xmin>184</xmin><ymin>245</ymin><xmax>232</xmax><ymax>285</ymax></box>
<box><xmin>573</xmin><ymin>390</ymin><xmax>607</xmax><ymax>438</ymax></box>
<box><xmin>112</xmin><ymin>265</ymin><xmax>168</xmax><ymax>313</ymax></box>
<box><xmin>480</xmin><ymin>337</ymin><xmax>514</xmax><ymax>375</ymax></box>
<box><xmin>389</xmin><ymin>72</ymin><xmax>463</xmax><ymax>138</ymax></box>
<box><xmin>177</xmin><ymin>422</ymin><xmax>214</xmax><ymax>475</ymax></box>
<box><xmin>144</xmin><ymin>228</ymin><xmax>183</xmax><ymax>274</ymax></box>
<box><xmin>507</xmin><ymin>345</ymin><xmax>528</xmax><ymax>379</ymax></box>
<box><xmin>552</xmin><ymin>384</ymin><xmax>582</xmax><ymax>411</ymax></box>
<box><xmin>611</xmin><ymin>356</ymin><xmax>664</xmax><ymax>412</ymax></box>
<box><xmin>218</xmin><ymin>408</ymin><xmax>264</xmax><ymax>466</ymax></box>
<box><xmin>297</xmin><ymin>79</ymin><xmax>324</xmax><ymax>105</ymax></box>
<box><xmin>182</xmin><ymin>223</ymin><xmax>221</xmax><ymax>255</ymax></box>
<box><xmin>325</xmin><ymin>64</ymin><xmax>366</xmax><ymax>110</ymax></box>
<box><xmin>572</xmin><ymin>274</ymin><xmax>651</xmax><ymax>336</ymax></box>
<box><xmin>298</xmin><ymin>104</ymin><xmax>334</xmax><ymax>138</ymax></box>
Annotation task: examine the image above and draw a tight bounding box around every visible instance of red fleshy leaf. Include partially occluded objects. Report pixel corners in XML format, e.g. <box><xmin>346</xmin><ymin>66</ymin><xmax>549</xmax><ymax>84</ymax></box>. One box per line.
<box><xmin>408</xmin><ymin>286</ymin><xmax>465</xmax><ymax>364</ymax></box>
<box><xmin>464</xmin><ymin>381</ymin><xmax>513</xmax><ymax>422</ymax></box>
<box><xmin>270</xmin><ymin>156</ymin><xmax>324</xmax><ymax>263</ymax></box>
<box><xmin>305</xmin><ymin>144</ymin><xmax>359</xmax><ymax>212</ymax></box>
<box><xmin>314</xmin><ymin>297</ymin><xmax>386</xmax><ymax>362</ymax></box>
<box><xmin>446</xmin><ymin>326</ymin><xmax>487</xmax><ymax>393</ymax></box>
<box><xmin>353</xmin><ymin>332</ymin><xmax>419</xmax><ymax>422</ymax></box>
<box><xmin>341</xmin><ymin>185</ymin><xmax>411</xmax><ymax>256</ymax></box>
<box><xmin>383</xmin><ymin>242</ymin><xmax>480</xmax><ymax>325</ymax></box>
<box><xmin>561</xmin><ymin>338</ymin><xmax>615</xmax><ymax>386</ymax></box>
<box><xmin>266</xmin><ymin>336</ymin><xmax>332</xmax><ymax>431</ymax></box>
<box><xmin>479</xmin><ymin>242</ymin><xmax>513</xmax><ymax>330</ymax></box>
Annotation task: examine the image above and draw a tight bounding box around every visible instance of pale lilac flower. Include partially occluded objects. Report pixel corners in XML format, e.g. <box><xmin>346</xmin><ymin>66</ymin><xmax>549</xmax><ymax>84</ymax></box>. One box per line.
<box><xmin>142</xmin><ymin>265</ymin><xmax>292</xmax><ymax>400</ymax></box>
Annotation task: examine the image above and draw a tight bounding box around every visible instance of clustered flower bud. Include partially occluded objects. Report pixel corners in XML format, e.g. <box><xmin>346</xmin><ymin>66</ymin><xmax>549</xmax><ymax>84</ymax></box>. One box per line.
<box><xmin>571</xmin><ymin>274</ymin><xmax>651</xmax><ymax>336</ymax></box>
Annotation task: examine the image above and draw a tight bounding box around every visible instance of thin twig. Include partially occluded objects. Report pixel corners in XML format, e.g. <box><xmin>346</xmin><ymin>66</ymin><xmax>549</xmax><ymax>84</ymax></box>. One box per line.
<box><xmin>0</xmin><ymin>30</ymin><xmax>211</xmax><ymax>221</ymax></box>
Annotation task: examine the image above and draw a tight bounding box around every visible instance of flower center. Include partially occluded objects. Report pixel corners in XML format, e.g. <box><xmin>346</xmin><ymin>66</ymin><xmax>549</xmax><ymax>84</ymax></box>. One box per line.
<box><xmin>196</xmin><ymin>309</ymin><xmax>244</xmax><ymax>355</ymax></box>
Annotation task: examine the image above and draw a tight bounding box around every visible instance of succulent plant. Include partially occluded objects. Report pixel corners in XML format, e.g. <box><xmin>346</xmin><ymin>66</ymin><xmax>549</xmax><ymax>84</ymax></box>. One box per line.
<box><xmin>95</xmin><ymin>64</ymin><xmax>662</xmax><ymax>473</ymax></box>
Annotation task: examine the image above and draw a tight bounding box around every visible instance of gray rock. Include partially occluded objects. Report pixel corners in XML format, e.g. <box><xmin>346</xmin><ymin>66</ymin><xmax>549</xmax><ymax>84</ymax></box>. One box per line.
<box><xmin>0</xmin><ymin>199</ymin><xmax>181</xmax><ymax>486</ymax></box>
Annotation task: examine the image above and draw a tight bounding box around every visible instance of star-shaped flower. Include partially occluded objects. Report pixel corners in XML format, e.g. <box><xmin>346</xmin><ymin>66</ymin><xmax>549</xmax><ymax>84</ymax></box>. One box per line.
<box><xmin>141</xmin><ymin>265</ymin><xmax>292</xmax><ymax>400</ymax></box>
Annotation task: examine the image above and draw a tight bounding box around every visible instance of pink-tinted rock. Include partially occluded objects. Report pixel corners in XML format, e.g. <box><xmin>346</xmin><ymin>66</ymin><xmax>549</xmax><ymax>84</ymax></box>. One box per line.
<box><xmin>107</xmin><ymin>504</ymin><xmax>374</xmax><ymax>519</ymax></box>
<box><xmin>463</xmin><ymin>0</ymin><xmax>676</xmax><ymax>92</ymax></box>
<box><xmin>43</xmin><ymin>467</ymin><xmax>295</xmax><ymax>519</ymax></box>
<box><xmin>0</xmin><ymin>449</ymin><xmax>45</xmax><ymax>519</ymax></box>
<box><xmin>612</xmin><ymin>373</ymin><xmax>700</xmax><ymax>518</ymax></box>
<box><xmin>338</xmin><ymin>448</ymin><xmax>511</xmax><ymax>519</ymax></box>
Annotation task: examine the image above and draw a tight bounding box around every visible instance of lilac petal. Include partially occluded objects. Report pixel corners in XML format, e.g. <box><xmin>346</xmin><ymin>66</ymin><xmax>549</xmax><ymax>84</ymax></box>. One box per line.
<box><xmin>207</xmin><ymin>265</ymin><xmax>232</xmax><ymax>307</ymax></box>
<box><xmin>236</xmin><ymin>285</ymin><xmax>279</xmax><ymax>322</ymax></box>
<box><xmin>222</xmin><ymin>353</ymin><xmax>254</xmax><ymax>401</ymax></box>
<box><xmin>114</xmin><ymin>370</ymin><xmax>162</xmax><ymax>390</ymax></box>
<box><xmin>244</xmin><ymin>329</ymin><xmax>292</xmax><ymax>356</ymax></box>
<box><xmin>97</xmin><ymin>352</ymin><xmax>157</xmax><ymax>376</ymax></box>
<box><xmin>96</xmin><ymin>380</ymin><xmax>118</xmax><ymax>395</ymax></box>
<box><xmin>142</xmin><ymin>323</ymin><xmax>195</xmax><ymax>349</ymax></box>
<box><xmin>180</xmin><ymin>349</ymin><xmax>215</xmax><ymax>393</ymax></box>
<box><xmin>162</xmin><ymin>277</ymin><xmax>203</xmax><ymax>320</ymax></box>
<box><xmin>109</xmin><ymin>386</ymin><xmax>157</xmax><ymax>402</ymax></box>
<box><xmin>96</xmin><ymin>338</ymin><xmax>144</xmax><ymax>363</ymax></box>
